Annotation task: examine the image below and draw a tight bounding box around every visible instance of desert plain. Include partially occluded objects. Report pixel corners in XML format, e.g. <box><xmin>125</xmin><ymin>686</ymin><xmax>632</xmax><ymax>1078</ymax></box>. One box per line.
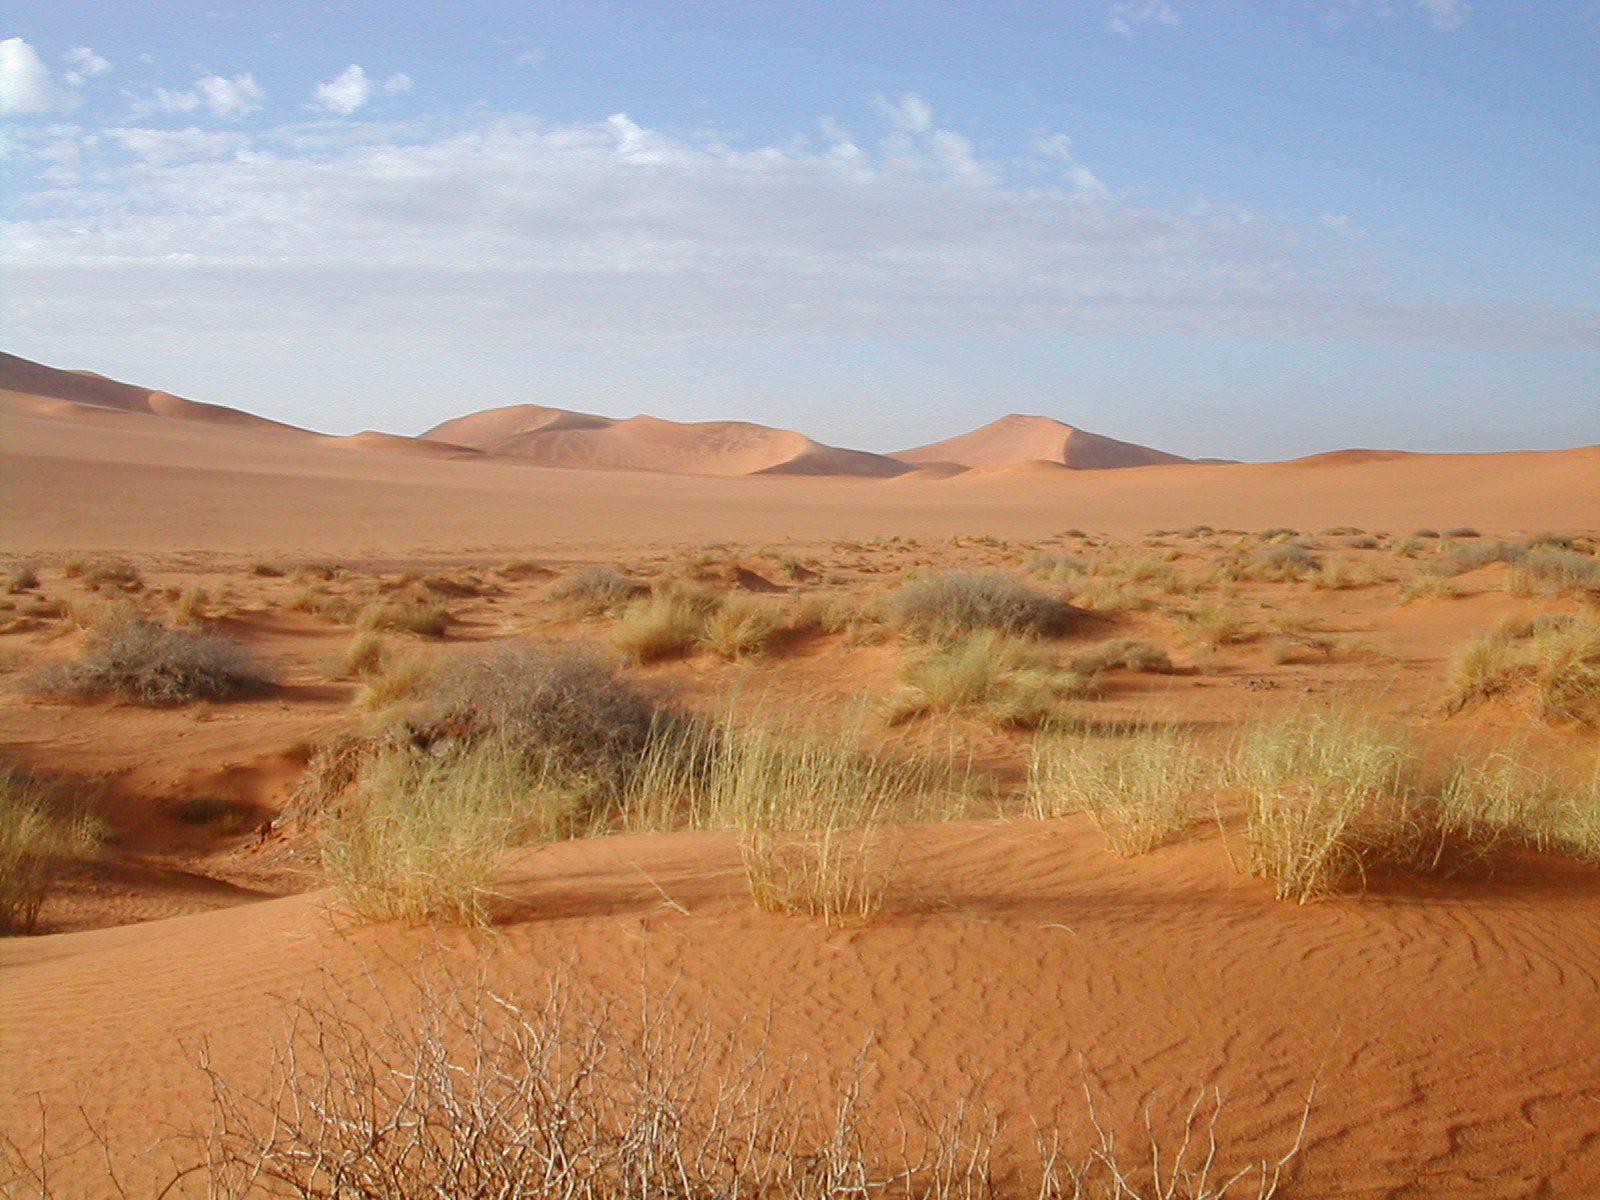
<box><xmin>2</xmin><ymin>350</ymin><xmax>1599</xmax><ymax>1199</ymax></box>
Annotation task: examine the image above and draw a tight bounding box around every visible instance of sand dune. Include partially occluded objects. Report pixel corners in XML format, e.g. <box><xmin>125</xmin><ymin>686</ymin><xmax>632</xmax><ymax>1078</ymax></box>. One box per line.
<box><xmin>427</xmin><ymin>402</ymin><xmax>912</xmax><ymax>477</ymax></box>
<box><xmin>893</xmin><ymin>412</ymin><xmax>1191</xmax><ymax>470</ymax></box>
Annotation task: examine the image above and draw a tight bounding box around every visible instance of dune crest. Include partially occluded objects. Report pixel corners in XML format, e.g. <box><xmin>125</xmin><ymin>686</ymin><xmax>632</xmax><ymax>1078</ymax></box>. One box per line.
<box><xmin>893</xmin><ymin>412</ymin><xmax>1190</xmax><ymax>470</ymax></box>
<box><xmin>426</xmin><ymin>404</ymin><xmax>912</xmax><ymax>477</ymax></box>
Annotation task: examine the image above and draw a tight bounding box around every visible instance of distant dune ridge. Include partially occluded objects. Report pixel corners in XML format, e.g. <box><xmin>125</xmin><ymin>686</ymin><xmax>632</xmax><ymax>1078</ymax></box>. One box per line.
<box><xmin>423</xmin><ymin>403</ymin><xmax>912</xmax><ymax>477</ymax></box>
<box><xmin>892</xmin><ymin>412</ymin><xmax>1192</xmax><ymax>471</ymax></box>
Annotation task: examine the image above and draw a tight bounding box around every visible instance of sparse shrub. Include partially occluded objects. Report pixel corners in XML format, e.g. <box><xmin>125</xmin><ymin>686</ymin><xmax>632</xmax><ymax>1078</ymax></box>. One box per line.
<box><xmin>1506</xmin><ymin>549</ymin><xmax>1600</xmax><ymax>596</ymax></box>
<box><xmin>1173</xmin><ymin>601</ymin><xmax>1254</xmax><ymax>647</ymax></box>
<box><xmin>165</xmin><ymin>795</ymin><xmax>264</xmax><ymax>838</ymax></box>
<box><xmin>889</xmin><ymin>571</ymin><xmax>1082</xmax><ymax>641</ymax></box>
<box><xmin>1340</xmin><ymin>535</ymin><xmax>1379</xmax><ymax>550</ymax></box>
<box><xmin>1248</xmin><ymin>544</ymin><xmax>1319</xmax><ymax>580</ymax></box>
<box><xmin>1412</xmin><ymin>529</ymin><xmax>1441</xmax><ymax>540</ymax></box>
<box><xmin>1445</xmin><ymin>612</ymin><xmax>1600</xmax><ymax>725</ymax></box>
<box><xmin>352</xmin><ymin>653</ymin><xmax>431</xmax><ymax>712</ymax></box>
<box><xmin>322</xmin><ymin>631</ymin><xmax>388</xmax><ymax>681</ymax></box>
<box><xmin>1071</xmin><ymin>638</ymin><xmax>1174</xmax><ymax>674</ymax></box>
<box><xmin>884</xmin><ymin>631</ymin><xmax>1096</xmax><ymax>728</ymax></box>
<box><xmin>67</xmin><ymin>558</ymin><xmax>142</xmax><ymax>590</ymax></box>
<box><xmin>1433</xmin><ymin>745</ymin><xmax>1600</xmax><ymax>863</ymax></box>
<box><xmin>549</xmin><ymin>565</ymin><xmax>649</xmax><ymax>616</ymax></box>
<box><xmin>1028</xmin><ymin>725</ymin><xmax>1218</xmax><ymax>855</ymax></box>
<box><xmin>2</xmin><ymin>563</ymin><xmax>39</xmax><ymax>594</ymax></box>
<box><xmin>1397</xmin><ymin>575</ymin><xmax>1461</xmax><ymax>603</ymax></box>
<box><xmin>1073</xmin><ymin>578</ymin><xmax>1157</xmax><ymax>616</ymax></box>
<box><xmin>702</xmin><ymin>594</ymin><xmax>788</xmax><ymax>661</ymax></box>
<box><xmin>0</xmin><ymin>763</ymin><xmax>100</xmax><ymax>934</ymax></box>
<box><xmin>1232</xmin><ymin>710</ymin><xmax>1421</xmax><ymax>903</ymax></box>
<box><xmin>172</xmin><ymin>583</ymin><xmax>210</xmax><ymax>624</ymax></box>
<box><xmin>1257</xmin><ymin>527</ymin><xmax>1299</xmax><ymax>541</ymax></box>
<box><xmin>1428</xmin><ymin>540</ymin><xmax>1525</xmax><ymax>577</ymax></box>
<box><xmin>611</xmin><ymin>589</ymin><xmax>712</xmax><ymax>663</ymax></box>
<box><xmin>1525</xmin><ymin>532</ymin><xmax>1577</xmax><ymax>551</ymax></box>
<box><xmin>28</xmin><ymin>613</ymin><xmax>274</xmax><ymax>704</ymax></box>
<box><xmin>498</xmin><ymin>557</ymin><xmax>547</xmax><ymax>579</ymax></box>
<box><xmin>1444</xmin><ymin>527</ymin><xmax>1481</xmax><ymax>539</ymax></box>
<box><xmin>1058</xmin><ymin>528</ymin><xmax>1089</xmax><ymax>539</ymax></box>
<box><xmin>249</xmin><ymin>562</ymin><xmax>285</xmax><ymax>577</ymax></box>
<box><xmin>1030</xmin><ymin>554</ymin><xmax>1086</xmax><ymax>585</ymax></box>
<box><xmin>1310</xmin><ymin>559</ymin><xmax>1381</xmax><ymax>590</ymax></box>
<box><xmin>1390</xmin><ymin>537</ymin><xmax>1425</xmax><ymax>559</ymax></box>
<box><xmin>355</xmin><ymin>599</ymin><xmax>449</xmax><ymax>638</ymax></box>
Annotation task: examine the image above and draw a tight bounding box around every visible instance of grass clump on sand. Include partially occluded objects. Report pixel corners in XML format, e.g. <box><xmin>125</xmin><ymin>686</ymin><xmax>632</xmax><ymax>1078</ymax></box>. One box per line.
<box><xmin>547</xmin><ymin>564</ymin><xmax>648</xmax><ymax>616</ymax></box>
<box><xmin>884</xmin><ymin>632</ymin><xmax>1099</xmax><ymax>729</ymax></box>
<box><xmin>1029</xmin><ymin>724</ymin><xmax>1217</xmax><ymax>855</ymax></box>
<box><xmin>0</xmin><ymin>763</ymin><xmax>100</xmax><ymax>934</ymax></box>
<box><xmin>1071</xmin><ymin>638</ymin><xmax>1174</xmax><ymax>675</ymax></box>
<box><xmin>318</xmin><ymin>641</ymin><xmax>698</xmax><ymax>922</ymax></box>
<box><xmin>1230</xmin><ymin>711</ymin><xmax>1420</xmax><ymax>903</ymax></box>
<box><xmin>355</xmin><ymin>599</ymin><xmax>449</xmax><ymax>638</ymax></box>
<box><xmin>889</xmin><ymin>570</ymin><xmax>1082</xmax><ymax>641</ymax></box>
<box><xmin>28</xmin><ymin>612</ymin><xmax>274</xmax><ymax>704</ymax></box>
<box><xmin>609</xmin><ymin>586</ymin><xmax>717</xmax><ymax>663</ymax></box>
<box><xmin>2</xmin><ymin>563</ymin><xmax>39</xmax><ymax>594</ymax></box>
<box><xmin>1444</xmin><ymin>612</ymin><xmax>1600</xmax><ymax>725</ymax></box>
<box><xmin>322</xmin><ymin>630</ymin><xmax>388</xmax><ymax>681</ymax></box>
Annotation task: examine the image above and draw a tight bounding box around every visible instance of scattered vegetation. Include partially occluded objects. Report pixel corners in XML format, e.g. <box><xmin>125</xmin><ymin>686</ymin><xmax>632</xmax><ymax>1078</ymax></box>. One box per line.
<box><xmin>884</xmin><ymin>631</ymin><xmax>1097</xmax><ymax>729</ymax></box>
<box><xmin>548</xmin><ymin>565</ymin><xmax>648</xmax><ymax>616</ymax></box>
<box><xmin>1445</xmin><ymin>612</ymin><xmax>1600</xmax><ymax>725</ymax></box>
<box><xmin>28</xmin><ymin>613</ymin><xmax>275</xmax><ymax>704</ymax></box>
<box><xmin>1070</xmin><ymin>638</ymin><xmax>1175</xmax><ymax>675</ymax></box>
<box><xmin>2</xmin><ymin>563</ymin><xmax>39</xmax><ymax>594</ymax></box>
<box><xmin>889</xmin><ymin>571</ymin><xmax>1082</xmax><ymax>641</ymax></box>
<box><xmin>355</xmin><ymin>599</ymin><xmax>450</xmax><ymax>638</ymax></box>
<box><xmin>0</xmin><ymin>763</ymin><xmax>100</xmax><ymax>934</ymax></box>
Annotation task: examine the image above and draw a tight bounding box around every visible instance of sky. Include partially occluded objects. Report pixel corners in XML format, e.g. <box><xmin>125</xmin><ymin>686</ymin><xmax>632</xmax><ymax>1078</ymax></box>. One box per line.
<box><xmin>2</xmin><ymin>0</ymin><xmax>1596</xmax><ymax>461</ymax></box>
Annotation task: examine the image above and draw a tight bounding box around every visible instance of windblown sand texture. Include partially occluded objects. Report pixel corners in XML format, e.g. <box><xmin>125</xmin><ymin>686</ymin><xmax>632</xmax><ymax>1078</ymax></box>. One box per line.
<box><xmin>3</xmin><ymin>350</ymin><xmax>1599</xmax><ymax>1198</ymax></box>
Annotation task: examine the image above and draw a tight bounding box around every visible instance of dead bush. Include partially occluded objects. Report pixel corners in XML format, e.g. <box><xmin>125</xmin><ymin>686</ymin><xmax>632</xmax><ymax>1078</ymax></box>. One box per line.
<box><xmin>27</xmin><ymin>614</ymin><xmax>275</xmax><ymax>704</ymax></box>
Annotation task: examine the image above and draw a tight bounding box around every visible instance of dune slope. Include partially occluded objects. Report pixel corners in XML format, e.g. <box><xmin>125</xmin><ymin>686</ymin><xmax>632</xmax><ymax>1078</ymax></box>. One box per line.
<box><xmin>893</xmin><ymin>413</ymin><xmax>1192</xmax><ymax>470</ymax></box>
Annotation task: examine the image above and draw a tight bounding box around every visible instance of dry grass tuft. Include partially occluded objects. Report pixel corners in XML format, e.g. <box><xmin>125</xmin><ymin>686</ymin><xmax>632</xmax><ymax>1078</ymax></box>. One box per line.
<box><xmin>1445</xmin><ymin>612</ymin><xmax>1600</xmax><ymax>725</ymax></box>
<box><xmin>890</xmin><ymin>571</ymin><xmax>1082</xmax><ymax>641</ymax></box>
<box><xmin>1071</xmin><ymin>638</ymin><xmax>1175</xmax><ymax>675</ymax></box>
<box><xmin>548</xmin><ymin>564</ymin><xmax>648</xmax><ymax>616</ymax></box>
<box><xmin>885</xmin><ymin>631</ymin><xmax>1097</xmax><ymax>729</ymax></box>
<box><xmin>0</xmin><ymin>763</ymin><xmax>100</xmax><ymax>934</ymax></box>
<box><xmin>1029</xmin><ymin>725</ymin><xmax>1217</xmax><ymax>855</ymax></box>
<box><xmin>355</xmin><ymin>599</ymin><xmax>450</xmax><ymax>638</ymax></box>
<box><xmin>321</xmin><ymin>630</ymin><xmax>388</xmax><ymax>681</ymax></box>
<box><xmin>28</xmin><ymin>613</ymin><xmax>274</xmax><ymax>704</ymax></box>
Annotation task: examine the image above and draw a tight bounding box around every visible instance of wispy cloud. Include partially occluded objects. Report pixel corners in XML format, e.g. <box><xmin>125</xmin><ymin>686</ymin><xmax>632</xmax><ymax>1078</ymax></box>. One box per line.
<box><xmin>1106</xmin><ymin>1</ymin><xmax>1182</xmax><ymax>37</ymax></box>
<box><xmin>1417</xmin><ymin>0</ymin><xmax>1471</xmax><ymax>29</ymax></box>
<box><xmin>0</xmin><ymin>38</ymin><xmax>68</xmax><ymax>114</ymax></box>
<box><xmin>135</xmin><ymin>72</ymin><xmax>265</xmax><ymax>120</ymax></box>
<box><xmin>61</xmin><ymin>46</ymin><xmax>112</xmax><ymax>88</ymax></box>
<box><xmin>6</xmin><ymin>95</ymin><xmax>1595</xmax><ymax>366</ymax></box>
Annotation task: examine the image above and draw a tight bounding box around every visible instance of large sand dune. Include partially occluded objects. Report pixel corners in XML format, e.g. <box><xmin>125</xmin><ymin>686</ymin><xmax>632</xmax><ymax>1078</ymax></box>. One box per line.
<box><xmin>427</xmin><ymin>402</ymin><xmax>913</xmax><ymax>477</ymax></box>
<box><xmin>893</xmin><ymin>412</ymin><xmax>1192</xmax><ymax>470</ymax></box>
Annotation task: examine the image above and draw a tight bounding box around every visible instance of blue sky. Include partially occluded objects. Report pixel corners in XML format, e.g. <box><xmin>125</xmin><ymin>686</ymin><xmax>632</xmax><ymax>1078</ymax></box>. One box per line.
<box><xmin>3</xmin><ymin>0</ymin><xmax>1596</xmax><ymax>460</ymax></box>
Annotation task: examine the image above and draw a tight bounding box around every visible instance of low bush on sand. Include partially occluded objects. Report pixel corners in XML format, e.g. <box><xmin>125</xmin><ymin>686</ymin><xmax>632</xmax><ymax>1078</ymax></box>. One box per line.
<box><xmin>28</xmin><ymin>613</ymin><xmax>275</xmax><ymax>704</ymax></box>
<box><xmin>889</xmin><ymin>571</ymin><xmax>1082</xmax><ymax>641</ymax></box>
<box><xmin>1070</xmin><ymin>638</ymin><xmax>1174</xmax><ymax>675</ymax></box>
<box><xmin>355</xmin><ymin>599</ymin><xmax>449</xmax><ymax>638</ymax></box>
<box><xmin>547</xmin><ymin>564</ymin><xmax>649</xmax><ymax>616</ymax></box>
<box><xmin>321</xmin><ymin>630</ymin><xmax>388</xmax><ymax>681</ymax></box>
<box><xmin>2</xmin><ymin>563</ymin><xmax>38</xmax><ymax>594</ymax></box>
<box><xmin>1029</xmin><ymin>724</ymin><xmax>1218</xmax><ymax>855</ymax></box>
<box><xmin>63</xmin><ymin>557</ymin><xmax>142</xmax><ymax>589</ymax></box>
<box><xmin>609</xmin><ymin>587</ymin><xmax>716</xmax><ymax>663</ymax></box>
<box><xmin>1506</xmin><ymin>549</ymin><xmax>1600</xmax><ymax>596</ymax></box>
<box><xmin>1445</xmin><ymin>612</ymin><xmax>1600</xmax><ymax>725</ymax></box>
<box><xmin>884</xmin><ymin>631</ymin><xmax>1098</xmax><ymax>729</ymax></box>
<box><xmin>0</xmin><ymin>763</ymin><xmax>100</xmax><ymax>934</ymax></box>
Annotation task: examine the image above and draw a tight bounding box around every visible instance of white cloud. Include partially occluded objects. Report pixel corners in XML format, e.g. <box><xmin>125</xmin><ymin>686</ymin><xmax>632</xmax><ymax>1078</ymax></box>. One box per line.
<box><xmin>1106</xmin><ymin>1</ymin><xmax>1182</xmax><ymax>36</ymax></box>
<box><xmin>6</xmin><ymin>99</ymin><xmax>1595</xmax><ymax>366</ymax></box>
<box><xmin>515</xmin><ymin>49</ymin><xmax>545</xmax><ymax>67</ymax></box>
<box><xmin>140</xmin><ymin>72</ymin><xmax>264</xmax><ymax>120</ymax></box>
<box><xmin>0</xmin><ymin>38</ymin><xmax>67</xmax><ymax>115</ymax></box>
<box><xmin>1417</xmin><ymin>0</ymin><xmax>1470</xmax><ymax>28</ymax></box>
<box><xmin>62</xmin><ymin>46</ymin><xmax>112</xmax><ymax>87</ymax></box>
<box><xmin>312</xmin><ymin>64</ymin><xmax>371</xmax><ymax>115</ymax></box>
<box><xmin>311</xmin><ymin>65</ymin><xmax>411</xmax><ymax>115</ymax></box>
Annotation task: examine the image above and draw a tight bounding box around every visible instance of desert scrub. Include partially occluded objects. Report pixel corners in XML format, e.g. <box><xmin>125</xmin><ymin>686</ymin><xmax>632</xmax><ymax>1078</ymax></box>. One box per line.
<box><xmin>0</xmin><ymin>763</ymin><xmax>100</xmax><ymax>934</ymax></box>
<box><xmin>1506</xmin><ymin>549</ymin><xmax>1600</xmax><ymax>596</ymax></box>
<box><xmin>547</xmin><ymin>564</ymin><xmax>648</xmax><ymax>616</ymax></box>
<box><xmin>2</xmin><ymin>563</ymin><xmax>38</xmax><ymax>594</ymax></box>
<box><xmin>888</xmin><ymin>571</ymin><xmax>1082</xmax><ymax>641</ymax></box>
<box><xmin>1432</xmin><ymin>745</ymin><xmax>1600</xmax><ymax>863</ymax></box>
<box><xmin>1172</xmin><ymin>601</ymin><xmax>1254</xmax><ymax>648</ymax></box>
<box><xmin>28</xmin><ymin>613</ymin><xmax>274</xmax><ymax>704</ymax></box>
<box><xmin>701</xmin><ymin>593</ymin><xmax>789</xmax><ymax>660</ymax></box>
<box><xmin>321</xmin><ymin>630</ymin><xmax>388</xmax><ymax>681</ymax></box>
<box><xmin>355</xmin><ymin>599</ymin><xmax>449</xmax><ymax>638</ymax></box>
<box><xmin>1070</xmin><ymin>638</ymin><xmax>1175</xmax><ymax>675</ymax></box>
<box><xmin>883</xmin><ymin>631</ymin><xmax>1097</xmax><ymax>729</ymax></box>
<box><xmin>610</xmin><ymin>586</ymin><xmax>715</xmax><ymax>663</ymax></box>
<box><xmin>63</xmin><ymin>557</ymin><xmax>142</xmax><ymax>590</ymax></box>
<box><xmin>322</xmin><ymin>738</ymin><xmax>576</xmax><ymax>924</ymax></box>
<box><xmin>1028</xmin><ymin>724</ymin><xmax>1219</xmax><ymax>855</ymax></box>
<box><xmin>1231</xmin><ymin>710</ymin><xmax>1421</xmax><ymax>902</ymax></box>
<box><xmin>1444</xmin><ymin>612</ymin><xmax>1600</xmax><ymax>725</ymax></box>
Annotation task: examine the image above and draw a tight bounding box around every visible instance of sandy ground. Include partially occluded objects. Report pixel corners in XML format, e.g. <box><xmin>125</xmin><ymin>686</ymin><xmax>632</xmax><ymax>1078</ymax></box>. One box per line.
<box><xmin>3</xmin><ymin>373</ymin><xmax>1599</xmax><ymax>1198</ymax></box>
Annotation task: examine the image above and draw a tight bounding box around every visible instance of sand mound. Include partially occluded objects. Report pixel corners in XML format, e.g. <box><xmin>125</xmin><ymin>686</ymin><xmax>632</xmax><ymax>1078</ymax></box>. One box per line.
<box><xmin>956</xmin><ymin>459</ymin><xmax>1079</xmax><ymax>479</ymax></box>
<box><xmin>1289</xmin><ymin>448</ymin><xmax>1425</xmax><ymax>467</ymax></box>
<box><xmin>893</xmin><ymin>413</ymin><xmax>1190</xmax><ymax>470</ymax></box>
<box><xmin>319</xmin><ymin>430</ymin><xmax>486</xmax><ymax>459</ymax></box>
<box><xmin>426</xmin><ymin>405</ymin><xmax>911</xmax><ymax>477</ymax></box>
